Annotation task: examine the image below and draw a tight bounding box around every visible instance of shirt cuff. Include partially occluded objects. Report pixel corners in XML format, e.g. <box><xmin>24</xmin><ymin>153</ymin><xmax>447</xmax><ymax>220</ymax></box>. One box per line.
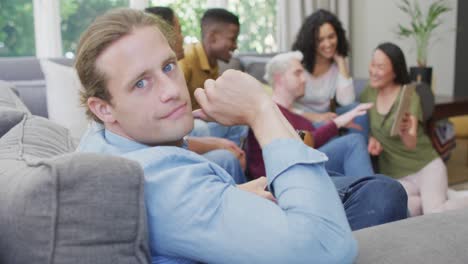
<box><xmin>261</xmin><ymin>138</ymin><xmax>328</xmax><ymax>186</ymax></box>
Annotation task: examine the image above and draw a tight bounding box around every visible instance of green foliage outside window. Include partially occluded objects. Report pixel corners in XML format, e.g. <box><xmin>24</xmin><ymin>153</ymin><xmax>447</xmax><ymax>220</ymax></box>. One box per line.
<box><xmin>0</xmin><ymin>0</ymin><xmax>276</xmax><ymax>57</ymax></box>
<box><xmin>150</xmin><ymin>0</ymin><xmax>277</xmax><ymax>53</ymax></box>
<box><xmin>60</xmin><ymin>0</ymin><xmax>129</xmax><ymax>56</ymax></box>
<box><xmin>228</xmin><ymin>0</ymin><xmax>277</xmax><ymax>53</ymax></box>
<box><xmin>163</xmin><ymin>0</ymin><xmax>207</xmax><ymax>44</ymax></box>
<box><xmin>0</xmin><ymin>0</ymin><xmax>128</xmax><ymax>57</ymax></box>
<box><xmin>0</xmin><ymin>0</ymin><xmax>35</xmax><ymax>56</ymax></box>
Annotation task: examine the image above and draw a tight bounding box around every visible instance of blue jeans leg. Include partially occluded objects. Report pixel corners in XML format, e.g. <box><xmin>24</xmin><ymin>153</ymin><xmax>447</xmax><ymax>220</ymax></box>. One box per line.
<box><xmin>203</xmin><ymin>149</ymin><xmax>247</xmax><ymax>184</ymax></box>
<box><xmin>332</xmin><ymin>174</ymin><xmax>408</xmax><ymax>230</ymax></box>
<box><xmin>318</xmin><ymin>133</ymin><xmax>374</xmax><ymax>177</ymax></box>
<box><xmin>336</xmin><ymin>102</ymin><xmax>369</xmax><ymax>142</ymax></box>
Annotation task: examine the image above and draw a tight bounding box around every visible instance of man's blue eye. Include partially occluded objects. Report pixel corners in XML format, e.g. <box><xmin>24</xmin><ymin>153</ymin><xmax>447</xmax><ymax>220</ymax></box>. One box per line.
<box><xmin>163</xmin><ymin>63</ymin><xmax>175</xmax><ymax>73</ymax></box>
<box><xmin>135</xmin><ymin>79</ymin><xmax>147</xmax><ymax>89</ymax></box>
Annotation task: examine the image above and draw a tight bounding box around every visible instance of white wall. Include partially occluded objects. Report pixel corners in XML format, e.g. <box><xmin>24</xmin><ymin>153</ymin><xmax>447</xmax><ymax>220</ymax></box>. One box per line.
<box><xmin>351</xmin><ymin>0</ymin><xmax>458</xmax><ymax>96</ymax></box>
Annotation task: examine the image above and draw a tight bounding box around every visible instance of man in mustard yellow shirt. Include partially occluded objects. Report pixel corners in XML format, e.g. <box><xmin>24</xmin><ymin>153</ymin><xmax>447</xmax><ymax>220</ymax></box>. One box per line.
<box><xmin>179</xmin><ymin>8</ymin><xmax>239</xmax><ymax>110</ymax></box>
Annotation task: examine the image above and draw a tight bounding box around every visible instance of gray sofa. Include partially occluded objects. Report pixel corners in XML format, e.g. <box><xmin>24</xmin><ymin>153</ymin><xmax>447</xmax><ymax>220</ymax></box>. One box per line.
<box><xmin>1</xmin><ymin>56</ymin><xmax>468</xmax><ymax>263</ymax></box>
<box><xmin>0</xmin><ymin>80</ymin><xmax>150</xmax><ymax>263</ymax></box>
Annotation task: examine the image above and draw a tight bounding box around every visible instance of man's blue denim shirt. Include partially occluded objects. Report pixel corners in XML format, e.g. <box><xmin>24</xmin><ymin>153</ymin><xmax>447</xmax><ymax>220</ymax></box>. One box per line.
<box><xmin>77</xmin><ymin>122</ymin><xmax>357</xmax><ymax>264</ymax></box>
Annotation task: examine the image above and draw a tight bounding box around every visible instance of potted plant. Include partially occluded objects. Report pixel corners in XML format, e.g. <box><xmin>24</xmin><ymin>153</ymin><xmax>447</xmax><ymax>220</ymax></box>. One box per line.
<box><xmin>395</xmin><ymin>0</ymin><xmax>451</xmax><ymax>86</ymax></box>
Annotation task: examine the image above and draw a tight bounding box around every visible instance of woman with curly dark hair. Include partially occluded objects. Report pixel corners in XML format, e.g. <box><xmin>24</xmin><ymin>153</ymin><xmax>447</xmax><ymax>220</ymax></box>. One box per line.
<box><xmin>292</xmin><ymin>9</ymin><xmax>366</xmax><ymax>137</ymax></box>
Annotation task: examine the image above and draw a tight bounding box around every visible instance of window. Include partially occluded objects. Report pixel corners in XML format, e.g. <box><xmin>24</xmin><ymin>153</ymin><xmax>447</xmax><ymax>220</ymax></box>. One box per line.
<box><xmin>149</xmin><ymin>0</ymin><xmax>277</xmax><ymax>53</ymax></box>
<box><xmin>0</xmin><ymin>0</ymin><xmax>35</xmax><ymax>56</ymax></box>
<box><xmin>1</xmin><ymin>0</ymin><xmax>277</xmax><ymax>57</ymax></box>
<box><xmin>228</xmin><ymin>0</ymin><xmax>277</xmax><ymax>53</ymax></box>
<box><xmin>150</xmin><ymin>0</ymin><xmax>208</xmax><ymax>44</ymax></box>
<box><xmin>60</xmin><ymin>0</ymin><xmax>129</xmax><ymax>57</ymax></box>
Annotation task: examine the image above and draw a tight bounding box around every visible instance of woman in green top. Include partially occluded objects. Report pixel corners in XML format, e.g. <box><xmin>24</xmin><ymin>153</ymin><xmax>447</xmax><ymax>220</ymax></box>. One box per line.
<box><xmin>360</xmin><ymin>42</ymin><xmax>468</xmax><ymax>216</ymax></box>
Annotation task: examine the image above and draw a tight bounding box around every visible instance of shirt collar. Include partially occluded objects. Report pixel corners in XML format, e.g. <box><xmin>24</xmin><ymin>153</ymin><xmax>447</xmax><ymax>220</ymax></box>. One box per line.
<box><xmin>104</xmin><ymin>127</ymin><xmax>149</xmax><ymax>153</ymax></box>
<box><xmin>195</xmin><ymin>42</ymin><xmax>218</xmax><ymax>73</ymax></box>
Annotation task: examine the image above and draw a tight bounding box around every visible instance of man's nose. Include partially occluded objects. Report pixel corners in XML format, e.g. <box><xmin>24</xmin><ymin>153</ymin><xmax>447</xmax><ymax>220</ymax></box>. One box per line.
<box><xmin>159</xmin><ymin>77</ymin><xmax>180</xmax><ymax>102</ymax></box>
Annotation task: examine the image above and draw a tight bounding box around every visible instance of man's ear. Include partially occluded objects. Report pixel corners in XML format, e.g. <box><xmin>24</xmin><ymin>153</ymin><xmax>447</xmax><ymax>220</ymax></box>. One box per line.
<box><xmin>207</xmin><ymin>30</ymin><xmax>217</xmax><ymax>44</ymax></box>
<box><xmin>87</xmin><ymin>97</ymin><xmax>116</xmax><ymax>124</ymax></box>
<box><xmin>273</xmin><ymin>73</ymin><xmax>282</xmax><ymax>87</ymax></box>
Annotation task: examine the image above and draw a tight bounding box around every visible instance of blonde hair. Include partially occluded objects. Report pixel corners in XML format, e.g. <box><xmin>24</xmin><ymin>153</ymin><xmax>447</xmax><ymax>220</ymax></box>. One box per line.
<box><xmin>263</xmin><ymin>51</ymin><xmax>303</xmax><ymax>87</ymax></box>
<box><xmin>75</xmin><ymin>8</ymin><xmax>175</xmax><ymax>122</ymax></box>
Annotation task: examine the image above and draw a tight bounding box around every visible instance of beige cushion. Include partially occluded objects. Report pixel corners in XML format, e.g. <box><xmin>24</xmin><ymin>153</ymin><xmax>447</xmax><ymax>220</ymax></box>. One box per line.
<box><xmin>450</xmin><ymin>116</ymin><xmax>468</xmax><ymax>137</ymax></box>
<box><xmin>40</xmin><ymin>59</ymin><xmax>89</xmax><ymax>140</ymax></box>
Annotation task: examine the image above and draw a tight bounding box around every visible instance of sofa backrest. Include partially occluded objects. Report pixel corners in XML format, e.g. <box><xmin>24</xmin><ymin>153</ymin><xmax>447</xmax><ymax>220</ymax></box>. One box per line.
<box><xmin>219</xmin><ymin>53</ymin><xmax>277</xmax><ymax>84</ymax></box>
<box><xmin>0</xmin><ymin>57</ymin><xmax>74</xmax><ymax>118</ymax></box>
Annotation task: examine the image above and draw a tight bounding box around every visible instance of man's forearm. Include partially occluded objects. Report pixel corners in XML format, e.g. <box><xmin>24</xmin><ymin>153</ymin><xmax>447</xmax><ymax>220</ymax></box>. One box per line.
<box><xmin>250</xmin><ymin>100</ymin><xmax>300</xmax><ymax>147</ymax></box>
<box><xmin>186</xmin><ymin>137</ymin><xmax>215</xmax><ymax>154</ymax></box>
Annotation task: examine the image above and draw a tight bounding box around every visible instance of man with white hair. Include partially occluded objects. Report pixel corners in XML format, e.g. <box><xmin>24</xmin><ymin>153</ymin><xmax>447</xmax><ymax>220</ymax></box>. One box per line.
<box><xmin>246</xmin><ymin>51</ymin><xmax>409</xmax><ymax>230</ymax></box>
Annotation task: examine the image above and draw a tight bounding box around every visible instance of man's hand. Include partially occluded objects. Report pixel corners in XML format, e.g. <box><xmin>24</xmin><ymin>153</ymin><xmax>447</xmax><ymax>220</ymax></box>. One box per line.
<box><xmin>333</xmin><ymin>54</ymin><xmax>350</xmax><ymax>79</ymax></box>
<box><xmin>368</xmin><ymin>136</ymin><xmax>383</xmax><ymax>156</ymax></box>
<box><xmin>186</xmin><ymin>136</ymin><xmax>247</xmax><ymax>170</ymax></box>
<box><xmin>399</xmin><ymin>112</ymin><xmax>416</xmax><ymax>137</ymax></box>
<box><xmin>237</xmin><ymin>177</ymin><xmax>276</xmax><ymax>203</ymax></box>
<box><xmin>398</xmin><ymin>112</ymin><xmax>418</xmax><ymax>149</ymax></box>
<box><xmin>332</xmin><ymin>103</ymin><xmax>373</xmax><ymax>129</ymax></box>
<box><xmin>210</xmin><ymin>137</ymin><xmax>246</xmax><ymax>171</ymax></box>
<box><xmin>194</xmin><ymin>70</ymin><xmax>272</xmax><ymax>127</ymax></box>
<box><xmin>195</xmin><ymin>70</ymin><xmax>300</xmax><ymax>147</ymax></box>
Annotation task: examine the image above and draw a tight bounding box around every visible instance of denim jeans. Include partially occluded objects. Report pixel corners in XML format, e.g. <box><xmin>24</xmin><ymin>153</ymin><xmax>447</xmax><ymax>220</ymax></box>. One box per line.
<box><xmin>318</xmin><ymin>133</ymin><xmax>374</xmax><ymax>177</ymax></box>
<box><xmin>206</xmin><ymin>149</ymin><xmax>406</xmax><ymax>230</ymax></box>
<box><xmin>190</xmin><ymin>120</ymin><xmax>249</xmax><ymax>147</ymax></box>
<box><xmin>336</xmin><ymin>102</ymin><xmax>370</xmax><ymax>142</ymax></box>
<box><xmin>203</xmin><ymin>149</ymin><xmax>247</xmax><ymax>184</ymax></box>
<box><xmin>332</xmin><ymin>174</ymin><xmax>408</xmax><ymax>230</ymax></box>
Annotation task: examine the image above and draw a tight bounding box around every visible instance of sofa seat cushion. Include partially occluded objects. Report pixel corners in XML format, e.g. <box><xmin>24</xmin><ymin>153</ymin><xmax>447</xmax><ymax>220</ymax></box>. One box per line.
<box><xmin>0</xmin><ymin>109</ymin><xmax>150</xmax><ymax>263</ymax></box>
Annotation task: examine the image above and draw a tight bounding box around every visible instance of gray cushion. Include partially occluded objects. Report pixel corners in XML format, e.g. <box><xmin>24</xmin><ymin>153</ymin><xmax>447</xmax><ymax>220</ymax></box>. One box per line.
<box><xmin>0</xmin><ymin>80</ymin><xmax>30</xmax><ymax>113</ymax></box>
<box><xmin>219</xmin><ymin>53</ymin><xmax>277</xmax><ymax>83</ymax></box>
<box><xmin>238</xmin><ymin>54</ymin><xmax>276</xmax><ymax>84</ymax></box>
<box><xmin>0</xmin><ymin>81</ymin><xmax>30</xmax><ymax>137</ymax></box>
<box><xmin>0</xmin><ymin>109</ymin><xmax>26</xmax><ymax>138</ymax></box>
<box><xmin>0</xmin><ymin>114</ymin><xmax>150</xmax><ymax>263</ymax></box>
<box><xmin>11</xmin><ymin>79</ymin><xmax>48</xmax><ymax>117</ymax></box>
<box><xmin>218</xmin><ymin>57</ymin><xmax>241</xmax><ymax>74</ymax></box>
<box><xmin>354</xmin><ymin>208</ymin><xmax>468</xmax><ymax>264</ymax></box>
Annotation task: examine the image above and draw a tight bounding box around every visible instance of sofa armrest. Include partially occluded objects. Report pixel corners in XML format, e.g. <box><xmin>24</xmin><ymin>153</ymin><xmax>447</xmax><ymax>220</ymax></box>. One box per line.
<box><xmin>354</xmin><ymin>208</ymin><xmax>468</xmax><ymax>263</ymax></box>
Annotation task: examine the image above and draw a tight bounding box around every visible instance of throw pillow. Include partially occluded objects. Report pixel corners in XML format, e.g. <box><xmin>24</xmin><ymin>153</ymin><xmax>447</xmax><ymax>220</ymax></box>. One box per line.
<box><xmin>0</xmin><ymin>80</ymin><xmax>30</xmax><ymax>137</ymax></box>
<box><xmin>0</xmin><ymin>80</ymin><xmax>30</xmax><ymax>113</ymax></box>
<box><xmin>40</xmin><ymin>59</ymin><xmax>88</xmax><ymax>140</ymax></box>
